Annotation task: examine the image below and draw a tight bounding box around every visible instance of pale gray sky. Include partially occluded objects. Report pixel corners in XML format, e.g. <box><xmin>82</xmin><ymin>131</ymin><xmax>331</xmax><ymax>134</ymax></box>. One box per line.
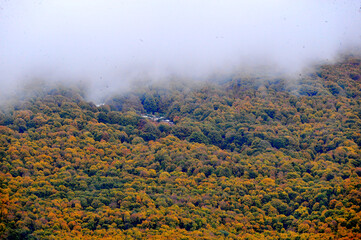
<box><xmin>1</xmin><ymin>0</ymin><xmax>361</xmax><ymax>101</ymax></box>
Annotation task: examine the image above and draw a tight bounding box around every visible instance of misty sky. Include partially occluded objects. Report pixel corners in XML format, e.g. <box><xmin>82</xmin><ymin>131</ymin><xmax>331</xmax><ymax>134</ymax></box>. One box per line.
<box><xmin>1</xmin><ymin>0</ymin><xmax>361</xmax><ymax>101</ymax></box>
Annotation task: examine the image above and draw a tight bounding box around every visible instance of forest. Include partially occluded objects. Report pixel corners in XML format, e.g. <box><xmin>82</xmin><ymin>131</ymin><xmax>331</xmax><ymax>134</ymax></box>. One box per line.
<box><xmin>0</xmin><ymin>57</ymin><xmax>361</xmax><ymax>239</ymax></box>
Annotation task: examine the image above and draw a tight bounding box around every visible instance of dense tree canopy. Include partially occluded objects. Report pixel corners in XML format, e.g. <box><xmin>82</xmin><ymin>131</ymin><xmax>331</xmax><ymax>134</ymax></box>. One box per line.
<box><xmin>0</xmin><ymin>57</ymin><xmax>361</xmax><ymax>239</ymax></box>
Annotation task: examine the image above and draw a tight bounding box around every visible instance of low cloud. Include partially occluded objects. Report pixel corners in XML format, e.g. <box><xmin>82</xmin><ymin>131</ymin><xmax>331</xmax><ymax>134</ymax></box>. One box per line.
<box><xmin>1</xmin><ymin>0</ymin><xmax>361</xmax><ymax>102</ymax></box>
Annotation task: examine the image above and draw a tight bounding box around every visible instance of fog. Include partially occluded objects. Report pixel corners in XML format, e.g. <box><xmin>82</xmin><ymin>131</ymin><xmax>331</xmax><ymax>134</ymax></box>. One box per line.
<box><xmin>1</xmin><ymin>0</ymin><xmax>361</xmax><ymax>102</ymax></box>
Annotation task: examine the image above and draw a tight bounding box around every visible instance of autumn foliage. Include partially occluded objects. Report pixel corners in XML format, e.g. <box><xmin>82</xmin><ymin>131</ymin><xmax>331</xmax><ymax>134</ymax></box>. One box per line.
<box><xmin>0</xmin><ymin>57</ymin><xmax>361</xmax><ymax>239</ymax></box>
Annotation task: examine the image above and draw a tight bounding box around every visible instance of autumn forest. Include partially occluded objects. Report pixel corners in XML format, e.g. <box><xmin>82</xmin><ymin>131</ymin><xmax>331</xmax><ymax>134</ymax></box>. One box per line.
<box><xmin>1</xmin><ymin>57</ymin><xmax>361</xmax><ymax>239</ymax></box>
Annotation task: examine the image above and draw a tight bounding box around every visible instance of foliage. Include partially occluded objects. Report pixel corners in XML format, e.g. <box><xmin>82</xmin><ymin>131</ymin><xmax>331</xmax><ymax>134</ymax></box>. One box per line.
<box><xmin>0</xmin><ymin>57</ymin><xmax>361</xmax><ymax>239</ymax></box>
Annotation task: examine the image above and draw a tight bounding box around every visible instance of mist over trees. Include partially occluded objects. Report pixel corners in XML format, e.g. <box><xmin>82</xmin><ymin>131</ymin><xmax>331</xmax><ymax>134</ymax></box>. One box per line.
<box><xmin>1</xmin><ymin>1</ymin><xmax>361</xmax><ymax>102</ymax></box>
<box><xmin>1</xmin><ymin>1</ymin><xmax>361</xmax><ymax>239</ymax></box>
<box><xmin>0</xmin><ymin>58</ymin><xmax>361</xmax><ymax>239</ymax></box>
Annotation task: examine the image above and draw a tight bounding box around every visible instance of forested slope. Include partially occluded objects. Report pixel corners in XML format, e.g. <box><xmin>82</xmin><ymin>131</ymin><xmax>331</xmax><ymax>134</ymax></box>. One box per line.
<box><xmin>0</xmin><ymin>57</ymin><xmax>361</xmax><ymax>239</ymax></box>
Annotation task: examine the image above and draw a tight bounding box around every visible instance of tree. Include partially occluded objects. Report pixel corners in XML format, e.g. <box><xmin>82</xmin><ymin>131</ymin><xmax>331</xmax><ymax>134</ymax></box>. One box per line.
<box><xmin>187</xmin><ymin>132</ymin><xmax>208</xmax><ymax>144</ymax></box>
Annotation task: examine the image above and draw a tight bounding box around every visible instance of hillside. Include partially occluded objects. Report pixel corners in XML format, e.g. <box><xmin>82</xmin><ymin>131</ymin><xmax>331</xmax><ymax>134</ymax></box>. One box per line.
<box><xmin>0</xmin><ymin>57</ymin><xmax>361</xmax><ymax>239</ymax></box>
